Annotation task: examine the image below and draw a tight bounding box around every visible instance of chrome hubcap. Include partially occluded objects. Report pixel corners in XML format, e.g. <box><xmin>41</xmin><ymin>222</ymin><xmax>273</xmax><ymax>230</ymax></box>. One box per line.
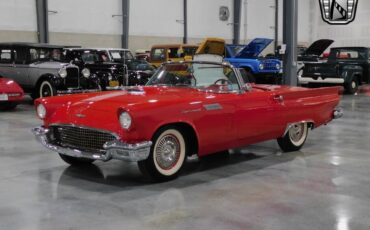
<box><xmin>289</xmin><ymin>124</ymin><xmax>304</xmax><ymax>143</ymax></box>
<box><xmin>155</xmin><ymin>134</ymin><xmax>181</xmax><ymax>170</ymax></box>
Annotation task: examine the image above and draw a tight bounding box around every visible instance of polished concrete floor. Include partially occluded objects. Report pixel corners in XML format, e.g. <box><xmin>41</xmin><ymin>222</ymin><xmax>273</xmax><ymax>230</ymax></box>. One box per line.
<box><xmin>0</xmin><ymin>94</ymin><xmax>370</xmax><ymax>230</ymax></box>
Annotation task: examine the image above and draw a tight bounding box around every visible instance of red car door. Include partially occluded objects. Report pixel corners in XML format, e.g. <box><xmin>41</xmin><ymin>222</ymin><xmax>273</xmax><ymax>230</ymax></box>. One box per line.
<box><xmin>234</xmin><ymin>90</ymin><xmax>284</xmax><ymax>145</ymax></box>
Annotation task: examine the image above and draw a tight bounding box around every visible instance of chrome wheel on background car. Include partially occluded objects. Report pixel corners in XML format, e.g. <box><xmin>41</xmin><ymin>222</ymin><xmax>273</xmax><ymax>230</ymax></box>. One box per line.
<box><xmin>277</xmin><ymin>123</ymin><xmax>308</xmax><ymax>152</ymax></box>
<box><xmin>138</xmin><ymin>127</ymin><xmax>186</xmax><ymax>181</ymax></box>
<box><xmin>39</xmin><ymin>80</ymin><xmax>56</xmax><ymax>98</ymax></box>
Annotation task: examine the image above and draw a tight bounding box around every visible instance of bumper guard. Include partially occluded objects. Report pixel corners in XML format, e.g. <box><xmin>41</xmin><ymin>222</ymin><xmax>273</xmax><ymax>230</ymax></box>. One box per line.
<box><xmin>32</xmin><ymin>126</ymin><xmax>152</xmax><ymax>162</ymax></box>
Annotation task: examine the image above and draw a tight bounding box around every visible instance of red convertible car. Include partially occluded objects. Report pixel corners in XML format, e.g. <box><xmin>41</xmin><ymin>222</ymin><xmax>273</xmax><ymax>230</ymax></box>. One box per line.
<box><xmin>0</xmin><ymin>76</ymin><xmax>24</xmax><ymax>110</ymax></box>
<box><xmin>32</xmin><ymin>61</ymin><xmax>342</xmax><ymax>181</ymax></box>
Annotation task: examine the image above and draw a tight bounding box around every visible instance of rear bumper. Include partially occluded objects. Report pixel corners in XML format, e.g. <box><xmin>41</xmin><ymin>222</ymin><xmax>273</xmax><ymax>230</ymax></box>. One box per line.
<box><xmin>32</xmin><ymin>126</ymin><xmax>152</xmax><ymax>162</ymax></box>
<box><xmin>299</xmin><ymin>76</ymin><xmax>344</xmax><ymax>84</ymax></box>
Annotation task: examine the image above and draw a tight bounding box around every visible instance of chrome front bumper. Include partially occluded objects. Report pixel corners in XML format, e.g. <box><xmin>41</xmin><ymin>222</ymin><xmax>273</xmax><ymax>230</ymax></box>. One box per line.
<box><xmin>32</xmin><ymin>126</ymin><xmax>152</xmax><ymax>162</ymax></box>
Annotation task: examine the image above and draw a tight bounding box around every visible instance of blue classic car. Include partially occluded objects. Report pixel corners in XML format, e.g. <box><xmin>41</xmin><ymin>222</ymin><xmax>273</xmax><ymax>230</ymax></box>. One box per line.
<box><xmin>225</xmin><ymin>38</ymin><xmax>281</xmax><ymax>84</ymax></box>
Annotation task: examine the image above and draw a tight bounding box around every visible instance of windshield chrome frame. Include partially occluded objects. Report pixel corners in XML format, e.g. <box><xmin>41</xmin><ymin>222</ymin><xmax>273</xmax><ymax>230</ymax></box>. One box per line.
<box><xmin>151</xmin><ymin>60</ymin><xmax>248</xmax><ymax>94</ymax></box>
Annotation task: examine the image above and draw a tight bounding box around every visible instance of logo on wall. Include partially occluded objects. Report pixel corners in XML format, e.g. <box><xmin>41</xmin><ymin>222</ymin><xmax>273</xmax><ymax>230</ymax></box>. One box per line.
<box><xmin>319</xmin><ymin>0</ymin><xmax>359</xmax><ymax>25</ymax></box>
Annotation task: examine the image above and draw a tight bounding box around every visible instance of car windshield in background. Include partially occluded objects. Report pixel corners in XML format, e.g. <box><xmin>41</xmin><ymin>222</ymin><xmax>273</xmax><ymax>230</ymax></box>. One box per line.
<box><xmin>147</xmin><ymin>62</ymin><xmax>241</xmax><ymax>92</ymax></box>
<box><xmin>109</xmin><ymin>50</ymin><xmax>134</xmax><ymax>62</ymax></box>
<box><xmin>183</xmin><ymin>46</ymin><xmax>198</xmax><ymax>56</ymax></box>
<box><xmin>127</xmin><ymin>60</ymin><xmax>155</xmax><ymax>71</ymax></box>
<box><xmin>30</xmin><ymin>48</ymin><xmax>64</xmax><ymax>62</ymax></box>
<box><xmin>329</xmin><ymin>49</ymin><xmax>367</xmax><ymax>60</ymax></box>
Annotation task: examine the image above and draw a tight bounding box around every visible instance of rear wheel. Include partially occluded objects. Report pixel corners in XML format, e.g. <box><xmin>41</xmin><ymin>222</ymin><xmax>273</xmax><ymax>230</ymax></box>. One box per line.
<box><xmin>344</xmin><ymin>79</ymin><xmax>358</xmax><ymax>94</ymax></box>
<box><xmin>138</xmin><ymin>127</ymin><xmax>186</xmax><ymax>181</ymax></box>
<box><xmin>277</xmin><ymin>123</ymin><xmax>308</xmax><ymax>152</ymax></box>
<box><xmin>59</xmin><ymin>154</ymin><xmax>95</xmax><ymax>166</ymax></box>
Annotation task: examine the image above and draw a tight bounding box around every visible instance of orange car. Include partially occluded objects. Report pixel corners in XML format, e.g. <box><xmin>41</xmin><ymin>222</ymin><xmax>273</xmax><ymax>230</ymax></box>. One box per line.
<box><xmin>150</xmin><ymin>44</ymin><xmax>198</xmax><ymax>67</ymax></box>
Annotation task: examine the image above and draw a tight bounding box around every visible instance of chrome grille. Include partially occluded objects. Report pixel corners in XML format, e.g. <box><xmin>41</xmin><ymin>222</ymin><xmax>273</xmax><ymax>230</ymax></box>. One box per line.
<box><xmin>64</xmin><ymin>67</ymin><xmax>79</xmax><ymax>88</ymax></box>
<box><xmin>50</xmin><ymin>125</ymin><xmax>117</xmax><ymax>152</ymax></box>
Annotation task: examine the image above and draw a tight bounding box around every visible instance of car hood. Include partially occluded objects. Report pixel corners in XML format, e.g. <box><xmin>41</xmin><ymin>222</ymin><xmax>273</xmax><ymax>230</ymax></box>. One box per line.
<box><xmin>234</xmin><ymin>38</ymin><xmax>273</xmax><ymax>58</ymax></box>
<box><xmin>304</xmin><ymin>39</ymin><xmax>334</xmax><ymax>56</ymax></box>
<box><xmin>65</xmin><ymin>86</ymin><xmax>200</xmax><ymax>114</ymax></box>
<box><xmin>196</xmin><ymin>38</ymin><xmax>226</xmax><ymax>56</ymax></box>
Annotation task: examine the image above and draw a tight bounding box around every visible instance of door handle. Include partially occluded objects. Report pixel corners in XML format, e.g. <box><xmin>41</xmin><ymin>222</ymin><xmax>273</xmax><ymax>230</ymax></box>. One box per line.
<box><xmin>273</xmin><ymin>95</ymin><xmax>284</xmax><ymax>103</ymax></box>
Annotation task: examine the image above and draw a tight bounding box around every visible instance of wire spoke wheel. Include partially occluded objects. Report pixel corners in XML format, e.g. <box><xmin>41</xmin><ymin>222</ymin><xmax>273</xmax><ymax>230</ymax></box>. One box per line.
<box><xmin>138</xmin><ymin>127</ymin><xmax>186</xmax><ymax>181</ymax></box>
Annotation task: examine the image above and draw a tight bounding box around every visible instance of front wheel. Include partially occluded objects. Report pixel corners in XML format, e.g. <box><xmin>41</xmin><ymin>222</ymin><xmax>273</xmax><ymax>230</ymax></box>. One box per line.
<box><xmin>138</xmin><ymin>127</ymin><xmax>186</xmax><ymax>182</ymax></box>
<box><xmin>59</xmin><ymin>154</ymin><xmax>95</xmax><ymax>166</ymax></box>
<box><xmin>38</xmin><ymin>80</ymin><xmax>57</xmax><ymax>98</ymax></box>
<box><xmin>277</xmin><ymin>123</ymin><xmax>308</xmax><ymax>152</ymax></box>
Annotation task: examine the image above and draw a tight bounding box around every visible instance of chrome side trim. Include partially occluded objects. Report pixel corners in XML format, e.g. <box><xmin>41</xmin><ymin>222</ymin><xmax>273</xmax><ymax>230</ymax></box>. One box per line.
<box><xmin>333</xmin><ymin>107</ymin><xmax>343</xmax><ymax>119</ymax></box>
<box><xmin>282</xmin><ymin>120</ymin><xmax>314</xmax><ymax>137</ymax></box>
<box><xmin>56</xmin><ymin>88</ymin><xmax>100</xmax><ymax>95</ymax></box>
<box><xmin>32</xmin><ymin>126</ymin><xmax>152</xmax><ymax>162</ymax></box>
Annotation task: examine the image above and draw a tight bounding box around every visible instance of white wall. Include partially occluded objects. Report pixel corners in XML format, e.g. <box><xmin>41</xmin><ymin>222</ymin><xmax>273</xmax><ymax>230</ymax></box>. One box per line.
<box><xmin>130</xmin><ymin>0</ymin><xmax>183</xmax><ymax>37</ymax></box>
<box><xmin>313</xmin><ymin>0</ymin><xmax>370</xmax><ymax>47</ymax></box>
<box><xmin>0</xmin><ymin>0</ymin><xmax>37</xmax><ymax>31</ymax></box>
<box><xmin>48</xmin><ymin>0</ymin><xmax>122</xmax><ymax>35</ymax></box>
<box><xmin>187</xmin><ymin>0</ymin><xmax>233</xmax><ymax>39</ymax></box>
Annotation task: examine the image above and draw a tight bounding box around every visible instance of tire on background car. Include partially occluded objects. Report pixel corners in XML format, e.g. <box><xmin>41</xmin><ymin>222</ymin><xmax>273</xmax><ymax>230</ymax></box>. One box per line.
<box><xmin>58</xmin><ymin>154</ymin><xmax>95</xmax><ymax>166</ymax></box>
<box><xmin>38</xmin><ymin>80</ymin><xmax>57</xmax><ymax>98</ymax></box>
<box><xmin>277</xmin><ymin>123</ymin><xmax>308</xmax><ymax>152</ymax></box>
<box><xmin>138</xmin><ymin>126</ymin><xmax>187</xmax><ymax>182</ymax></box>
<box><xmin>0</xmin><ymin>102</ymin><xmax>18</xmax><ymax>110</ymax></box>
<box><xmin>344</xmin><ymin>77</ymin><xmax>359</xmax><ymax>95</ymax></box>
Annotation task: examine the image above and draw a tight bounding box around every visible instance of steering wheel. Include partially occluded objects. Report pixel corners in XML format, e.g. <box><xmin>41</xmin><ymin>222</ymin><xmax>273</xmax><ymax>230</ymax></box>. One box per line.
<box><xmin>214</xmin><ymin>78</ymin><xmax>232</xmax><ymax>85</ymax></box>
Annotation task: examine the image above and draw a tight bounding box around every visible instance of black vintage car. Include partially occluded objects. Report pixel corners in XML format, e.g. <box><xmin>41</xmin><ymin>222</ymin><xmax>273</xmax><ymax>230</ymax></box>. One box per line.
<box><xmin>300</xmin><ymin>47</ymin><xmax>370</xmax><ymax>94</ymax></box>
<box><xmin>0</xmin><ymin>43</ymin><xmax>100</xmax><ymax>98</ymax></box>
<box><xmin>64</xmin><ymin>48</ymin><xmax>155</xmax><ymax>89</ymax></box>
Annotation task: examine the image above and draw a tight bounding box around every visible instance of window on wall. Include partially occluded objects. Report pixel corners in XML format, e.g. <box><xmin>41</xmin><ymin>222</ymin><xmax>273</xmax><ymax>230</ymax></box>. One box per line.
<box><xmin>0</xmin><ymin>49</ymin><xmax>12</xmax><ymax>64</ymax></box>
<box><xmin>151</xmin><ymin>48</ymin><xmax>165</xmax><ymax>61</ymax></box>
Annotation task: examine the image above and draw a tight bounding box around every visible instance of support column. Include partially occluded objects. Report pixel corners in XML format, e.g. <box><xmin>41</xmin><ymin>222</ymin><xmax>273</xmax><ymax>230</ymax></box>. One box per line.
<box><xmin>183</xmin><ymin>0</ymin><xmax>188</xmax><ymax>44</ymax></box>
<box><xmin>282</xmin><ymin>0</ymin><xmax>298</xmax><ymax>86</ymax></box>
<box><xmin>233</xmin><ymin>0</ymin><xmax>242</xmax><ymax>44</ymax></box>
<box><xmin>36</xmin><ymin>0</ymin><xmax>49</xmax><ymax>43</ymax></box>
<box><xmin>274</xmin><ymin>0</ymin><xmax>279</xmax><ymax>52</ymax></box>
<box><xmin>122</xmin><ymin>0</ymin><xmax>130</xmax><ymax>49</ymax></box>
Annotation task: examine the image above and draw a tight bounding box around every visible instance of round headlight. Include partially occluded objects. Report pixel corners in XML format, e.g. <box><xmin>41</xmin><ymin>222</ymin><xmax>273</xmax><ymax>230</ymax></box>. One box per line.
<box><xmin>58</xmin><ymin>68</ymin><xmax>67</xmax><ymax>78</ymax></box>
<box><xmin>259</xmin><ymin>63</ymin><xmax>264</xmax><ymax>70</ymax></box>
<box><xmin>36</xmin><ymin>104</ymin><xmax>46</xmax><ymax>119</ymax></box>
<box><xmin>82</xmin><ymin>68</ymin><xmax>90</xmax><ymax>78</ymax></box>
<box><xmin>276</xmin><ymin>63</ymin><xmax>281</xmax><ymax>70</ymax></box>
<box><xmin>119</xmin><ymin>111</ymin><xmax>132</xmax><ymax>130</ymax></box>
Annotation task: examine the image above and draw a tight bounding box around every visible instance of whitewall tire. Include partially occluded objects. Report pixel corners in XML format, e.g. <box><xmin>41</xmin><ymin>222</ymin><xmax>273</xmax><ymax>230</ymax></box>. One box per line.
<box><xmin>138</xmin><ymin>127</ymin><xmax>186</xmax><ymax>181</ymax></box>
<box><xmin>277</xmin><ymin>123</ymin><xmax>308</xmax><ymax>152</ymax></box>
<box><xmin>39</xmin><ymin>80</ymin><xmax>56</xmax><ymax>98</ymax></box>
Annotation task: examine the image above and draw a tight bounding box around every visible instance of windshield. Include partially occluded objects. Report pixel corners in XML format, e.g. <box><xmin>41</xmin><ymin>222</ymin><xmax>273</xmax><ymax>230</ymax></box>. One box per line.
<box><xmin>329</xmin><ymin>49</ymin><xmax>366</xmax><ymax>60</ymax></box>
<box><xmin>30</xmin><ymin>48</ymin><xmax>65</xmax><ymax>62</ymax></box>
<box><xmin>147</xmin><ymin>62</ymin><xmax>241</xmax><ymax>92</ymax></box>
<box><xmin>109</xmin><ymin>50</ymin><xmax>134</xmax><ymax>62</ymax></box>
<box><xmin>127</xmin><ymin>59</ymin><xmax>155</xmax><ymax>71</ymax></box>
<box><xmin>65</xmin><ymin>50</ymin><xmax>106</xmax><ymax>63</ymax></box>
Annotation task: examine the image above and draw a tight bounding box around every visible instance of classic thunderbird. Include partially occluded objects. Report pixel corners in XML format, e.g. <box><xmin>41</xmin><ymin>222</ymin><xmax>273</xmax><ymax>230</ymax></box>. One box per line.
<box><xmin>32</xmin><ymin>61</ymin><xmax>342</xmax><ymax>181</ymax></box>
<box><xmin>0</xmin><ymin>76</ymin><xmax>24</xmax><ymax>110</ymax></box>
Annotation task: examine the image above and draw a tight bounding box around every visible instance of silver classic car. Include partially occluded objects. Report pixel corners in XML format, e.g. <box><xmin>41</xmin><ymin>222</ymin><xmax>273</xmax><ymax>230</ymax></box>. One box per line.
<box><xmin>0</xmin><ymin>43</ymin><xmax>100</xmax><ymax>99</ymax></box>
